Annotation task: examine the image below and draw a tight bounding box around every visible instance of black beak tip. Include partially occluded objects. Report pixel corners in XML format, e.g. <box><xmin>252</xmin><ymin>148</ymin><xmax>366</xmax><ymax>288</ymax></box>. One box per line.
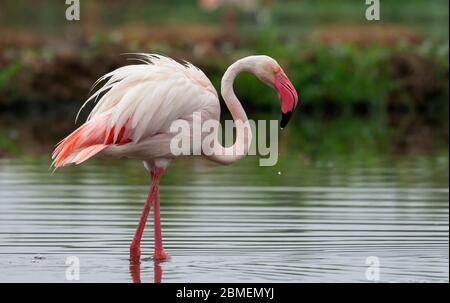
<box><xmin>280</xmin><ymin>111</ymin><xmax>293</xmax><ymax>128</ymax></box>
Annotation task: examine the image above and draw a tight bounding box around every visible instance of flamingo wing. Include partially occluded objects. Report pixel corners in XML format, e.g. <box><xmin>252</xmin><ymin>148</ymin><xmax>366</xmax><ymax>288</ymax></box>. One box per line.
<box><xmin>52</xmin><ymin>54</ymin><xmax>219</xmax><ymax>168</ymax></box>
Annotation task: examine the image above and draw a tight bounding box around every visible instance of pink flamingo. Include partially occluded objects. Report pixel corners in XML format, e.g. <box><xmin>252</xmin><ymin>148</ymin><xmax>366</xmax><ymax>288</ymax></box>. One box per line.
<box><xmin>52</xmin><ymin>54</ymin><xmax>298</xmax><ymax>263</ymax></box>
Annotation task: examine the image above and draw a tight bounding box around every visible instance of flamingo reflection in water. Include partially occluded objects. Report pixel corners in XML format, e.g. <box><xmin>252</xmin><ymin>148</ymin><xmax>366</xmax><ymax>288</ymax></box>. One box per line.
<box><xmin>130</xmin><ymin>259</ymin><xmax>162</xmax><ymax>283</ymax></box>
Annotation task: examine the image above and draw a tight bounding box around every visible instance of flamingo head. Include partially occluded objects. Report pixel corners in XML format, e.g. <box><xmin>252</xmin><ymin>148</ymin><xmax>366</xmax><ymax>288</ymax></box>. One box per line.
<box><xmin>251</xmin><ymin>56</ymin><xmax>299</xmax><ymax>128</ymax></box>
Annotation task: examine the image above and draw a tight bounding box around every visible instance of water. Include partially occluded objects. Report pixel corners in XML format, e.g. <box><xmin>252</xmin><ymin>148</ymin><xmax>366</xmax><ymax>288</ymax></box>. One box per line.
<box><xmin>0</xmin><ymin>156</ymin><xmax>448</xmax><ymax>282</ymax></box>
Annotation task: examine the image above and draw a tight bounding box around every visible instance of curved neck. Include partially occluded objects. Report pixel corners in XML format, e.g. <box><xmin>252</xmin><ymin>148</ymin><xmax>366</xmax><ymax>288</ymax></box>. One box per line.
<box><xmin>207</xmin><ymin>58</ymin><xmax>254</xmax><ymax>165</ymax></box>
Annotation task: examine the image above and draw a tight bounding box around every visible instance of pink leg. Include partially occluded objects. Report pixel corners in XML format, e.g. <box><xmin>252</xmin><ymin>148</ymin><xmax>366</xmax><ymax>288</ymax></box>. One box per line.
<box><xmin>152</xmin><ymin>167</ymin><xmax>168</xmax><ymax>260</ymax></box>
<box><xmin>129</xmin><ymin>168</ymin><xmax>159</xmax><ymax>262</ymax></box>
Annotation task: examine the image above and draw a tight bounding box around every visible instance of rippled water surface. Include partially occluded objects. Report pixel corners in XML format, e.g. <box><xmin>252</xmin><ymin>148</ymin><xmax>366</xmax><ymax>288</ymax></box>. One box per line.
<box><xmin>0</xmin><ymin>156</ymin><xmax>448</xmax><ymax>282</ymax></box>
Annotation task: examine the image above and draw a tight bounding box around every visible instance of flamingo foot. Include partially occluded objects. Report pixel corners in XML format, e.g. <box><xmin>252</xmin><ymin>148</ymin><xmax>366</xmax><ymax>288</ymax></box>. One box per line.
<box><xmin>153</xmin><ymin>248</ymin><xmax>169</xmax><ymax>261</ymax></box>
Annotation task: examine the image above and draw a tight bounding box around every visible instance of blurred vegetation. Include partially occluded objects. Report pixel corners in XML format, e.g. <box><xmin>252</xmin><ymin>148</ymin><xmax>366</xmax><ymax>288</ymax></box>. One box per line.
<box><xmin>234</xmin><ymin>38</ymin><xmax>449</xmax><ymax>115</ymax></box>
<box><xmin>1</xmin><ymin>0</ymin><xmax>448</xmax><ymax>40</ymax></box>
<box><xmin>0</xmin><ymin>0</ymin><xmax>448</xmax><ymax>158</ymax></box>
<box><xmin>0</xmin><ymin>31</ymin><xmax>447</xmax><ymax>120</ymax></box>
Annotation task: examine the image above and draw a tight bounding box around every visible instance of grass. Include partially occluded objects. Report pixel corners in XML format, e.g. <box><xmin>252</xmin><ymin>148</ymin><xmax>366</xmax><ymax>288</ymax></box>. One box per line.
<box><xmin>1</xmin><ymin>38</ymin><xmax>448</xmax><ymax>120</ymax></box>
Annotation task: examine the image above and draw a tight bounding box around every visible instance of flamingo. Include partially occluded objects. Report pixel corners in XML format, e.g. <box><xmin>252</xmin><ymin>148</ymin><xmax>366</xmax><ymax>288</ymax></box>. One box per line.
<box><xmin>51</xmin><ymin>54</ymin><xmax>298</xmax><ymax>263</ymax></box>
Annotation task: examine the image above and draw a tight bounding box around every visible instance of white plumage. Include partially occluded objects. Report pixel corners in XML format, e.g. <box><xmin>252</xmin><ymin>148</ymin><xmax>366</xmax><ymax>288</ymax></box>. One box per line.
<box><xmin>53</xmin><ymin>54</ymin><xmax>220</xmax><ymax>167</ymax></box>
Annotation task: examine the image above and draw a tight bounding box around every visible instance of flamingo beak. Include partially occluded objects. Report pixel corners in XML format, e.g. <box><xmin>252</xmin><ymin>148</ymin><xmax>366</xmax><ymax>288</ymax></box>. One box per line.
<box><xmin>274</xmin><ymin>70</ymin><xmax>298</xmax><ymax>128</ymax></box>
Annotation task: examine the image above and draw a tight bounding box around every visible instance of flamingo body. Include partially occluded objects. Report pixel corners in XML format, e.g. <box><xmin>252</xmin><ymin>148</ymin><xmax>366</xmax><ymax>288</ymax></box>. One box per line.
<box><xmin>53</xmin><ymin>54</ymin><xmax>219</xmax><ymax>167</ymax></box>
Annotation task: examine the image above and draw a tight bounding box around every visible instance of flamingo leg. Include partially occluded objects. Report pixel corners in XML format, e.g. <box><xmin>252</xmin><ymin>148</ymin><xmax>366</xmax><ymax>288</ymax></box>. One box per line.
<box><xmin>129</xmin><ymin>167</ymin><xmax>162</xmax><ymax>262</ymax></box>
<box><xmin>152</xmin><ymin>167</ymin><xmax>168</xmax><ymax>260</ymax></box>
<box><xmin>129</xmin><ymin>166</ymin><xmax>167</xmax><ymax>263</ymax></box>
<box><xmin>130</xmin><ymin>180</ymin><xmax>155</xmax><ymax>262</ymax></box>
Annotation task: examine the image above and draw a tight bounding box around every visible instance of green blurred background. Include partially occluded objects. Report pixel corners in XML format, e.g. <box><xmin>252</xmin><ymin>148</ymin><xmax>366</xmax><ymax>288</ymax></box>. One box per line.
<box><xmin>0</xmin><ymin>0</ymin><xmax>448</xmax><ymax>161</ymax></box>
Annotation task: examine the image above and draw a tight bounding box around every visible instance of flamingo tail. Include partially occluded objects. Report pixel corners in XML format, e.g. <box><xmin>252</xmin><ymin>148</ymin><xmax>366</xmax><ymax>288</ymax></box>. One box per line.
<box><xmin>52</xmin><ymin>114</ymin><xmax>131</xmax><ymax>168</ymax></box>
